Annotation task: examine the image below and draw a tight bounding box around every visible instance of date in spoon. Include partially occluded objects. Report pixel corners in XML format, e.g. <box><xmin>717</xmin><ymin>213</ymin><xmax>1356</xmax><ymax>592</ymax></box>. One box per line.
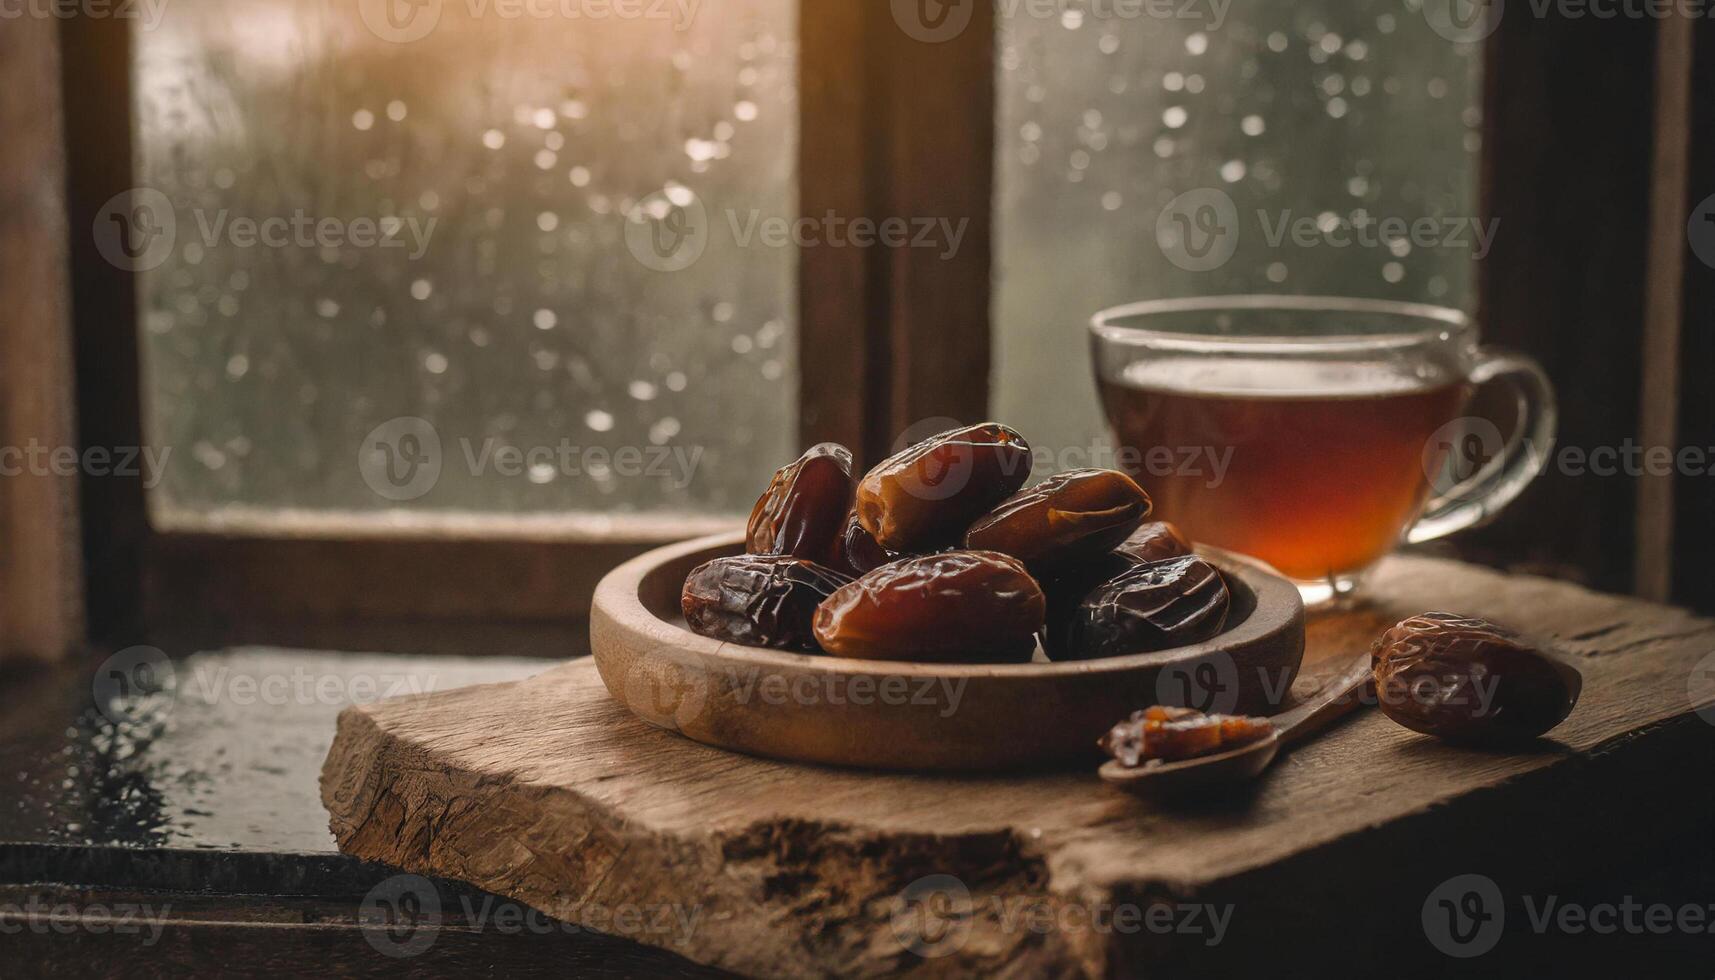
<box><xmin>1099</xmin><ymin>652</ymin><xmax>1374</xmax><ymax>794</ymax></box>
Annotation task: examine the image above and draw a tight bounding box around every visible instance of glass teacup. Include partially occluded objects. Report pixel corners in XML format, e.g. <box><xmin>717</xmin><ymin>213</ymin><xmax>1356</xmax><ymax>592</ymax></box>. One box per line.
<box><xmin>1090</xmin><ymin>295</ymin><xmax>1556</xmax><ymax>604</ymax></box>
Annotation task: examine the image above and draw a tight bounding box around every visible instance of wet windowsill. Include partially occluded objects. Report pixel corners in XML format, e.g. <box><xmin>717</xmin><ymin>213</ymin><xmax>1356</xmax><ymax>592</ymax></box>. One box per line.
<box><xmin>0</xmin><ymin>648</ymin><xmax>548</xmax><ymax>893</ymax></box>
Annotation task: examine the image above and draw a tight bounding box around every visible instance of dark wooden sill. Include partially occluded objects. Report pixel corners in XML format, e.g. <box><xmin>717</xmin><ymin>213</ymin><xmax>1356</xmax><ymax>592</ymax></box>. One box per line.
<box><xmin>0</xmin><ymin>648</ymin><xmax>722</xmax><ymax>975</ymax></box>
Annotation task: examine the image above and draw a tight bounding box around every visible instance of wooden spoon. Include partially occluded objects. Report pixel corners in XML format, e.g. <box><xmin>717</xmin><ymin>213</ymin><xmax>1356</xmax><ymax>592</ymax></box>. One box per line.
<box><xmin>1099</xmin><ymin>652</ymin><xmax>1374</xmax><ymax>794</ymax></box>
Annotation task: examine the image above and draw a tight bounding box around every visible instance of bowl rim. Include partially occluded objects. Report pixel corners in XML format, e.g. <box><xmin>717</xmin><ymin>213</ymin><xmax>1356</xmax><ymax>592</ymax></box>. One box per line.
<box><xmin>591</xmin><ymin>530</ymin><xmax>1303</xmax><ymax>681</ymax></box>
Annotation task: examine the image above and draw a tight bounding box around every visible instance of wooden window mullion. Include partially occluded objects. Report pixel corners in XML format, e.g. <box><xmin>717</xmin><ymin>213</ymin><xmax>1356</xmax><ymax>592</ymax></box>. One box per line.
<box><xmin>799</xmin><ymin>3</ymin><xmax>995</xmax><ymax>471</ymax></box>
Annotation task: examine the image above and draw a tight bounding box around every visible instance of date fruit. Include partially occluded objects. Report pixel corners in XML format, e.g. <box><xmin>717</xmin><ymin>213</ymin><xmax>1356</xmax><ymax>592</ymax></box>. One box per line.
<box><xmin>1041</xmin><ymin>550</ymin><xmax>1148</xmax><ymax>658</ymax></box>
<box><xmin>682</xmin><ymin>555</ymin><xmax>853</xmax><ymax>652</ymax></box>
<box><xmin>812</xmin><ymin>551</ymin><xmax>1045</xmax><ymax>663</ymax></box>
<box><xmin>1371</xmin><ymin>612</ymin><xmax>1582</xmax><ymax>743</ymax></box>
<box><xmin>746</xmin><ymin>443</ymin><xmax>855</xmax><ymax>567</ymax></box>
<box><xmin>1100</xmin><ymin>705</ymin><xmax>1274</xmax><ymax>767</ymax></box>
<box><xmin>835</xmin><ymin>512</ymin><xmax>897</xmax><ymax>576</ymax></box>
<box><xmin>963</xmin><ymin>468</ymin><xmax>1153</xmax><ymax>574</ymax></box>
<box><xmin>855</xmin><ymin>423</ymin><xmax>1032</xmax><ymax>552</ymax></box>
<box><xmin>1057</xmin><ymin>555</ymin><xmax>1231</xmax><ymax>660</ymax></box>
<box><xmin>1041</xmin><ymin>525</ymin><xmax>1192</xmax><ymax>656</ymax></box>
<box><xmin>1116</xmin><ymin>521</ymin><xmax>1192</xmax><ymax>564</ymax></box>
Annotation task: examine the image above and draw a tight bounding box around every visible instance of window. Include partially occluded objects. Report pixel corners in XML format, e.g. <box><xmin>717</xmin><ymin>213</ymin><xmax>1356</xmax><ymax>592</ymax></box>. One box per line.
<box><xmin>994</xmin><ymin>2</ymin><xmax>1481</xmax><ymax>467</ymax></box>
<box><xmin>19</xmin><ymin>2</ymin><xmax>1698</xmax><ymax>658</ymax></box>
<box><xmin>133</xmin><ymin>0</ymin><xmax>797</xmax><ymax>521</ymax></box>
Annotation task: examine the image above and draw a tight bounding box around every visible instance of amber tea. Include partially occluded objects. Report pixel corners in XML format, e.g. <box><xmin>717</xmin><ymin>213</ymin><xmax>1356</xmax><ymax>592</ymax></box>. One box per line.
<box><xmin>1100</xmin><ymin>357</ymin><xmax>1471</xmax><ymax>584</ymax></box>
<box><xmin>1092</xmin><ymin>297</ymin><xmax>1556</xmax><ymax>601</ymax></box>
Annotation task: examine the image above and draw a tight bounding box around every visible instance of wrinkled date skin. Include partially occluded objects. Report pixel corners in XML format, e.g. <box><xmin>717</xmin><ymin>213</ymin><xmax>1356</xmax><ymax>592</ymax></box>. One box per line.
<box><xmin>812</xmin><ymin>551</ymin><xmax>1045</xmax><ymax>663</ymax></box>
<box><xmin>1116</xmin><ymin>521</ymin><xmax>1192</xmax><ymax>564</ymax></box>
<box><xmin>1371</xmin><ymin>612</ymin><xmax>1582</xmax><ymax>743</ymax></box>
<box><xmin>1040</xmin><ymin>524</ymin><xmax>1189</xmax><ymax>656</ymax></box>
<box><xmin>855</xmin><ymin>423</ymin><xmax>1032</xmax><ymax>552</ymax></box>
<box><xmin>1041</xmin><ymin>550</ymin><xmax>1147</xmax><ymax>658</ymax></box>
<box><xmin>963</xmin><ymin>468</ymin><xmax>1153</xmax><ymax>574</ymax></box>
<box><xmin>682</xmin><ymin>555</ymin><xmax>853</xmax><ymax>652</ymax></box>
<box><xmin>835</xmin><ymin>512</ymin><xmax>897</xmax><ymax>577</ymax></box>
<box><xmin>746</xmin><ymin>443</ymin><xmax>855</xmax><ymax>567</ymax></box>
<box><xmin>1058</xmin><ymin>555</ymin><xmax>1231</xmax><ymax>661</ymax></box>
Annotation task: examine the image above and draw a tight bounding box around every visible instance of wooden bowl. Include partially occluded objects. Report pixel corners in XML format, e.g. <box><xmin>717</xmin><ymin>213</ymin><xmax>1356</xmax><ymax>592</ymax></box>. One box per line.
<box><xmin>590</xmin><ymin>532</ymin><xmax>1305</xmax><ymax>773</ymax></box>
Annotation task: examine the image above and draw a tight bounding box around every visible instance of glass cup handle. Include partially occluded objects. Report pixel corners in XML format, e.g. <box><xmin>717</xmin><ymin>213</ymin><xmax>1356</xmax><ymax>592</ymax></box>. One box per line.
<box><xmin>1407</xmin><ymin>348</ymin><xmax>1558</xmax><ymax>545</ymax></box>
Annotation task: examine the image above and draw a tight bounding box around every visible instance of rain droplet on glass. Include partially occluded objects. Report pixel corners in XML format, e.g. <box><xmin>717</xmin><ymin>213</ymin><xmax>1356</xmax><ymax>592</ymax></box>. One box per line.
<box><xmin>649</xmin><ymin>418</ymin><xmax>681</xmax><ymax>444</ymax></box>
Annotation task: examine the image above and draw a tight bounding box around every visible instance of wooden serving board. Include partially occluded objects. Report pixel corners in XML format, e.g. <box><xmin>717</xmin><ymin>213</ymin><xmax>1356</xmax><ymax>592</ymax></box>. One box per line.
<box><xmin>321</xmin><ymin>556</ymin><xmax>1715</xmax><ymax>977</ymax></box>
<box><xmin>588</xmin><ymin>532</ymin><xmax>1305</xmax><ymax>772</ymax></box>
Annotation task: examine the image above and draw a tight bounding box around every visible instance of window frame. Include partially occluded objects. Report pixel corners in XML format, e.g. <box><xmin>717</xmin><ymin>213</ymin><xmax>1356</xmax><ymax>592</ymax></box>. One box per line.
<box><xmin>0</xmin><ymin>11</ymin><xmax>84</xmax><ymax>662</ymax></box>
<box><xmin>1464</xmin><ymin>9</ymin><xmax>1692</xmax><ymax>598</ymax></box>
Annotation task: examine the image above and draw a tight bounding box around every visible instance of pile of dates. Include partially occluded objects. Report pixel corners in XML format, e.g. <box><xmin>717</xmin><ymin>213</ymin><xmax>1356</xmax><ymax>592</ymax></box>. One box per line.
<box><xmin>681</xmin><ymin>423</ymin><xmax>1234</xmax><ymax>664</ymax></box>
